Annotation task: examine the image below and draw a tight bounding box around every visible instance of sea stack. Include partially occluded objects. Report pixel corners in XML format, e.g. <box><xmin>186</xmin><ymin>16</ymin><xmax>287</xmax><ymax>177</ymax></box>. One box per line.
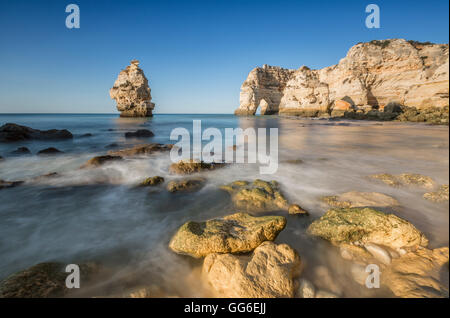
<box><xmin>110</xmin><ymin>60</ymin><xmax>155</xmax><ymax>117</ymax></box>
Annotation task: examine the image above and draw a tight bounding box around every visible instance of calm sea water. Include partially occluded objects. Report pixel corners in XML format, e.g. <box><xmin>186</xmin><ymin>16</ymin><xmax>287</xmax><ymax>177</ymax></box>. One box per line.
<box><xmin>0</xmin><ymin>114</ymin><xmax>448</xmax><ymax>297</ymax></box>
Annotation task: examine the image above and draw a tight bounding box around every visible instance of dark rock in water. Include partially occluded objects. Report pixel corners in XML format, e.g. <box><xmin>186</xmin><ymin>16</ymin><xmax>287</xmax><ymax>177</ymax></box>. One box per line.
<box><xmin>108</xmin><ymin>143</ymin><xmax>173</xmax><ymax>157</ymax></box>
<box><xmin>79</xmin><ymin>133</ymin><xmax>93</xmax><ymax>138</ymax></box>
<box><xmin>105</xmin><ymin>143</ymin><xmax>119</xmax><ymax>149</ymax></box>
<box><xmin>0</xmin><ymin>179</ymin><xmax>24</xmax><ymax>190</ymax></box>
<box><xmin>10</xmin><ymin>147</ymin><xmax>31</xmax><ymax>155</ymax></box>
<box><xmin>124</xmin><ymin>129</ymin><xmax>154</xmax><ymax>138</ymax></box>
<box><xmin>81</xmin><ymin>155</ymin><xmax>123</xmax><ymax>168</ymax></box>
<box><xmin>0</xmin><ymin>123</ymin><xmax>73</xmax><ymax>142</ymax></box>
<box><xmin>0</xmin><ymin>156</ymin><xmax>3</xmax><ymax>161</ymax></box>
<box><xmin>0</xmin><ymin>262</ymin><xmax>100</xmax><ymax>298</ymax></box>
<box><xmin>37</xmin><ymin>147</ymin><xmax>63</xmax><ymax>155</ymax></box>
<box><xmin>31</xmin><ymin>172</ymin><xmax>59</xmax><ymax>182</ymax></box>
<box><xmin>139</xmin><ymin>176</ymin><xmax>164</xmax><ymax>187</ymax></box>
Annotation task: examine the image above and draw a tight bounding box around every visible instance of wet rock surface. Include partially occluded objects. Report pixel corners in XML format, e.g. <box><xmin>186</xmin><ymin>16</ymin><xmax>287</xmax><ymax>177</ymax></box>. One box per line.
<box><xmin>169</xmin><ymin>160</ymin><xmax>225</xmax><ymax>175</ymax></box>
<box><xmin>169</xmin><ymin>213</ymin><xmax>286</xmax><ymax>258</ymax></box>
<box><xmin>108</xmin><ymin>143</ymin><xmax>173</xmax><ymax>157</ymax></box>
<box><xmin>202</xmin><ymin>242</ymin><xmax>301</xmax><ymax>298</ymax></box>
<box><xmin>0</xmin><ymin>123</ymin><xmax>73</xmax><ymax>142</ymax></box>
<box><xmin>81</xmin><ymin>155</ymin><xmax>123</xmax><ymax>168</ymax></box>
<box><xmin>166</xmin><ymin>177</ymin><xmax>205</xmax><ymax>193</ymax></box>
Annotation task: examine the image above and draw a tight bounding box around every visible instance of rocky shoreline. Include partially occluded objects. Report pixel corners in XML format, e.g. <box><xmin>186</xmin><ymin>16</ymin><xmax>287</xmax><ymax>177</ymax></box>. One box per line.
<box><xmin>0</xmin><ymin>122</ymin><xmax>448</xmax><ymax>297</ymax></box>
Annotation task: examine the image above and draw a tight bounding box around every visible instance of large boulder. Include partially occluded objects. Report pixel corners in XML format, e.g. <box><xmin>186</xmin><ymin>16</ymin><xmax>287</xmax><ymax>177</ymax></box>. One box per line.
<box><xmin>0</xmin><ymin>123</ymin><xmax>73</xmax><ymax>142</ymax></box>
<box><xmin>382</xmin><ymin>247</ymin><xmax>449</xmax><ymax>298</ymax></box>
<box><xmin>109</xmin><ymin>60</ymin><xmax>155</xmax><ymax>117</ymax></box>
<box><xmin>307</xmin><ymin>207</ymin><xmax>428</xmax><ymax>251</ymax></box>
<box><xmin>169</xmin><ymin>213</ymin><xmax>286</xmax><ymax>258</ymax></box>
<box><xmin>202</xmin><ymin>242</ymin><xmax>301</xmax><ymax>298</ymax></box>
<box><xmin>220</xmin><ymin>180</ymin><xmax>289</xmax><ymax>212</ymax></box>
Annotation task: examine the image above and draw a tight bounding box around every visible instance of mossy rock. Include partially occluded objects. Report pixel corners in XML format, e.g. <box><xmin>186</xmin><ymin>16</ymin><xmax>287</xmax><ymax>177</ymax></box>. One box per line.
<box><xmin>0</xmin><ymin>262</ymin><xmax>100</xmax><ymax>298</ymax></box>
<box><xmin>166</xmin><ymin>177</ymin><xmax>205</xmax><ymax>193</ymax></box>
<box><xmin>169</xmin><ymin>212</ymin><xmax>286</xmax><ymax>258</ymax></box>
<box><xmin>423</xmin><ymin>185</ymin><xmax>449</xmax><ymax>202</ymax></box>
<box><xmin>220</xmin><ymin>179</ymin><xmax>289</xmax><ymax>212</ymax></box>
<box><xmin>169</xmin><ymin>160</ymin><xmax>225</xmax><ymax>175</ymax></box>
<box><xmin>307</xmin><ymin>207</ymin><xmax>428</xmax><ymax>250</ymax></box>
<box><xmin>81</xmin><ymin>155</ymin><xmax>123</xmax><ymax>168</ymax></box>
<box><xmin>139</xmin><ymin>176</ymin><xmax>164</xmax><ymax>187</ymax></box>
<box><xmin>369</xmin><ymin>173</ymin><xmax>435</xmax><ymax>189</ymax></box>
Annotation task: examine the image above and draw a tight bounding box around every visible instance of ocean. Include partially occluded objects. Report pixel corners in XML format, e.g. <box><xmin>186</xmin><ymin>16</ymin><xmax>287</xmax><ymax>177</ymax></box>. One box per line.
<box><xmin>0</xmin><ymin>114</ymin><xmax>448</xmax><ymax>297</ymax></box>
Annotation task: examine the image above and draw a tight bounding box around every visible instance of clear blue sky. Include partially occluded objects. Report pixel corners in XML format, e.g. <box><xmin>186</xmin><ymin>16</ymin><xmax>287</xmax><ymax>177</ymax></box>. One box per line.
<box><xmin>0</xmin><ymin>0</ymin><xmax>448</xmax><ymax>114</ymax></box>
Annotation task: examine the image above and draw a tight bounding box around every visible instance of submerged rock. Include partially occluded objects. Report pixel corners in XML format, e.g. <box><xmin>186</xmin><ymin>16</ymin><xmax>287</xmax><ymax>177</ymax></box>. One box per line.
<box><xmin>369</xmin><ymin>173</ymin><xmax>436</xmax><ymax>189</ymax></box>
<box><xmin>307</xmin><ymin>207</ymin><xmax>428</xmax><ymax>251</ymax></box>
<box><xmin>108</xmin><ymin>143</ymin><xmax>173</xmax><ymax>157</ymax></box>
<box><xmin>81</xmin><ymin>155</ymin><xmax>123</xmax><ymax>168</ymax></box>
<box><xmin>10</xmin><ymin>147</ymin><xmax>31</xmax><ymax>155</ymax></box>
<box><xmin>110</xmin><ymin>60</ymin><xmax>155</xmax><ymax>117</ymax></box>
<box><xmin>202</xmin><ymin>242</ymin><xmax>301</xmax><ymax>298</ymax></box>
<box><xmin>166</xmin><ymin>177</ymin><xmax>205</xmax><ymax>193</ymax></box>
<box><xmin>169</xmin><ymin>212</ymin><xmax>286</xmax><ymax>258</ymax></box>
<box><xmin>321</xmin><ymin>191</ymin><xmax>399</xmax><ymax>209</ymax></box>
<box><xmin>0</xmin><ymin>262</ymin><xmax>100</xmax><ymax>298</ymax></box>
<box><xmin>288</xmin><ymin>204</ymin><xmax>309</xmax><ymax>215</ymax></box>
<box><xmin>139</xmin><ymin>176</ymin><xmax>164</xmax><ymax>187</ymax></box>
<box><xmin>382</xmin><ymin>247</ymin><xmax>449</xmax><ymax>298</ymax></box>
<box><xmin>0</xmin><ymin>123</ymin><xmax>73</xmax><ymax>142</ymax></box>
<box><xmin>169</xmin><ymin>160</ymin><xmax>225</xmax><ymax>175</ymax></box>
<box><xmin>37</xmin><ymin>147</ymin><xmax>63</xmax><ymax>155</ymax></box>
<box><xmin>220</xmin><ymin>179</ymin><xmax>289</xmax><ymax>212</ymax></box>
<box><xmin>423</xmin><ymin>185</ymin><xmax>449</xmax><ymax>202</ymax></box>
<box><xmin>0</xmin><ymin>179</ymin><xmax>24</xmax><ymax>190</ymax></box>
<box><xmin>297</xmin><ymin>279</ymin><xmax>316</xmax><ymax>298</ymax></box>
<box><xmin>124</xmin><ymin>129</ymin><xmax>154</xmax><ymax>138</ymax></box>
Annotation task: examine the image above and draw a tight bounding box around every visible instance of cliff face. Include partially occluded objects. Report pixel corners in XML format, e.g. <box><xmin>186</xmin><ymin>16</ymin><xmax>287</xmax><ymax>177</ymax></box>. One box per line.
<box><xmin>110</xmin><ymin>60</ymin><xmax>155</xmax><ymax>117</ymax></box>
<box><xmin>235</xmin><ymin>39</ymin><xmax>449</xmax><ymax>116</ymax></box>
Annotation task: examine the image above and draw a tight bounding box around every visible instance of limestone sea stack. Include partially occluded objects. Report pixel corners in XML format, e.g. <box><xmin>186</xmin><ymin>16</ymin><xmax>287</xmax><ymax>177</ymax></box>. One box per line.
<box><xmin>110</xmin><ymin>60</ymin><xmax>155</xmax><ymax>117</ymax></box>
<box><xmin>235</xmin><ymin>39</ymin><xmax>449</xmax><ymax>116</ymax></box>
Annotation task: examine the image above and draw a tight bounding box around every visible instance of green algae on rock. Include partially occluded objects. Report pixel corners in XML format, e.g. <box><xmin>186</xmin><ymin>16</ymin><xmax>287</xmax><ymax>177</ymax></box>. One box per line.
<box><xmin>169</xmin><ymin>212</ymin><xmax>286</xmax><ymax>258</ymax></box>
<box><xmin>369</xmin><ymin>173</ymin><xmax>436</xmax><ymax>189</ymax></box>
<box><xmin>80</xmin><ymin>155</ymin><xmax>123</xmax><ymax>168</ymax></box>
<box><xmin>321</xmin><ymin>191</ymin><xmax>399</xmax><ymax>209</ymax></box>
<box><xmin>0</xmin><ymin>262</ymin><xmax>100</xmax><ymax>298</ymax></box>
<box><xmin>169</xmin><ymin>160</ymin><xmax>225</xmax><ymax>175</ymax></box>
<box><xmin>139</xmin><ymin>176</ymin><xmax>164</xmax><ymax>187</ymax></box>
<box><xmin>220</xmin><ymin>179</ymin><xmax>289</xmax><ymax>212</ymax></box>
<box><xmin>166</xmin><ymin>177</ymin><xmax>205</xmax><ymax>193</ymax></box>
<box><xmin>307</xmin><ymin>207</ymin><xmax>428</xmax><ymax>251</ymax></box>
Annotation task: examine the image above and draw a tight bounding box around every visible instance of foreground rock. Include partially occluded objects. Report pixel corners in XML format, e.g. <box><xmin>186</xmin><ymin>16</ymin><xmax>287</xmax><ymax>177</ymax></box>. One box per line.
<box><xmin>169</xmin><ymin>160</ymin><xmax>225</xmax><ymax>175</ymax></box>
<box><xmin>321</xmin><ymin>191</ymin><xmax>399</xmax><ymax>209</ymax></box>
<box><xmin>307</xmin><ymin>207</ymin><xmax>428</xmax><ymax>251</ymax></box>
<box><xmin>382</xmin><ymin>247</ymin><xmax>449</xmax><ymax>298</ymax></box>
<box><xmin>220</xmin><ymin>180</ymin><xmax>289</xmax><ymax>212</ymax></box>
<box><xmin>369</xmin><ymin>173</ymin><xmax>436</xmax><ymax>189</ymax></box>
<box><xmin>166</xmin><ymin>177</ymin><xmax>205</xmax><ymax>193</ymax></box>
<box><xmin>108</xmin><ymin>143</ymin><xmax>173</xmax><ymax>157</ymax></box>
<box><xmin>110</xmin><ymin>60</ymin><xmax>155</xmax><ymax>117</ymax></box>
<box><xmin>235</xmin><ymin>39</ymin><xmax>448</xmax><ymax>120</ymax></box>
<box><xmin>203</xmin><ymin>242</ymin><xmax>301</xmax><ymax>297</ymax></box>
<box><xmin>0</xmin><ymin>262</ymin><xmax>99</xmax><ymax>298</ymax></box>
<box><xmin>423</xmin><ymin>185</ymin><xmax>449</xmax><ymax>202</ymax></box>
<box><xmin>169</xmin><ymin>213</ymin><xmax>286</xmax><ymax>258</ymax></box>
<box><xmin>0</xmin><ymin>123</ymin><xmax>73</xmax><ymax>142</ymax></box>
<box><xmin>124</xmin><ymin>129</ymin><xmax>154</xmax><ymax>138</ymax></box>
<box><xmin>81</xmin><ymin>155</ymin><xmax>123</xmax><ymax>168</ymax></box>
<box><xmin>139</xmin><ymin>176</ymin><xmax>164</xmax><ymax>187</ymax></box>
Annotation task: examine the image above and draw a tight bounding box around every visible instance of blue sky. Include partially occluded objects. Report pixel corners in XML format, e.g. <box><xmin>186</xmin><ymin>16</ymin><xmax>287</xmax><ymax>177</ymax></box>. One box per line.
<box><xmin>0</xmin><ymin>0</ymin><xmax>448</xmax><ymax>114</ymax></box>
